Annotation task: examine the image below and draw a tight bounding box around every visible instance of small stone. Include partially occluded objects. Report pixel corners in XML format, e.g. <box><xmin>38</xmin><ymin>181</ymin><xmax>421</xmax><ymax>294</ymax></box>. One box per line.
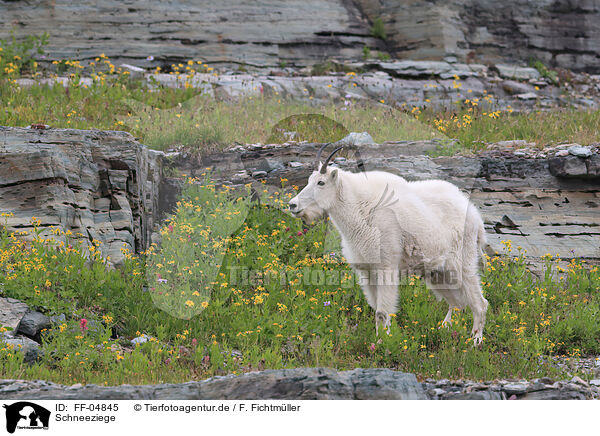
<box><xmin>495</xmin><ymin>64</ymin><xmax>541</xmax><ymax>80</ymax></box>
<box><xmin>568</xmin><ymin>145</ymin><xmax>592</xmax><ymax>158</ymax></box>
<box><xmin>337</xmin><ymin>132</ymin><xmax>374</xmax><ymax>146</ymax></box>
<box><xmin>28</xmin><ymin>123</ymin><xmax>50</xmax><ymax>130</ymax></box>
<box><xmin>502</xmin><ymin>80</ymin><xmax>535</xmax><ymax>95</ymax></box>
<box><xmin>265</xmin><ymin>158</ymin><xmax>285</xmax><ymax>172</ymax></box>
<box><xmin>50</xmin><ymin>314</ymin><xmax>67</xmax><ymax>324</ymax></box>
<box><xmin>555</xmin><ymin>150</ymin><xmax>569</xmax><ymax>157</ymax></box>
<box><xmin>513</xmin><ymin>151</ymin><xmax>527</xmax><ymax>157</ymax></box>
<box><xmin>231</xmin><ymin>171</ymin><xmax>249</xmax><ymax>181</ymax></box>
<box><xmin>516</xmin><ymin>92</ymin><xmax>538</xmax><ymax>100</ymax></box>
<box><xmin>494</xmin><ymin>140</ymin><xmax>528</xmax><ymax>148</ymax></box>
<box><xmin>503</xmin><ymin>382</ymin><xmax>529</xmax><ymax>395</ymax></box>
<box><xmin>131</xmin><ymin>335</ymin><xmax>149</xmax><ymax>345</ymax></box>
<box><xmin>589</xmin><ymin>380</ymin><xmax>600</xmax><ymax>386</ymax></box>
<box><xmin>570</xmin><ymin>375</ymin><xmax>588</xmax><ymax>387</ymax></box>
<box><xmin>288</xmin><ymin>161</ymin><xmax>303</xmax><ymax>168</ymax></box>
<box><xmin>251</xmin><ymin>170</ymin><xmax>267</xmax><ymax>178</ymax></box>
<box><xmin>120</xmin><ymin>64</ymin><xmax>146</xmax><ymax>79</ymax></box>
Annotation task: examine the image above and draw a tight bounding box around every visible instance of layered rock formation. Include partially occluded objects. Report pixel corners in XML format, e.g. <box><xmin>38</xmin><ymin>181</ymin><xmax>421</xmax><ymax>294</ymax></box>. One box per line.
<box><xmin>0</xmin><ymin>127</ymin><xmax>162</xmax><ymax>266</ymax></box>
<box><xmin>1</xmin><ymin>368</ymin><xmax>597</xmax><ymax>399</ymax></box>
<box><xmin>0</xmin><ymin>368</ymin><xmax>427</xmax><ymax>400</ymax></box>
<box><xmin>0</xmin><ymin>0</ymin><xmax>380</xmax><ymax>68</ymax></box>
<box><xmin>2</xmin><ymin>0</ymin><xmax>600</xmax><ymax>72</ymax></box>
<box><xmin>1</xmin><ymin>126</ymin><xmax>598</xmax><ymax>268</ymax></box>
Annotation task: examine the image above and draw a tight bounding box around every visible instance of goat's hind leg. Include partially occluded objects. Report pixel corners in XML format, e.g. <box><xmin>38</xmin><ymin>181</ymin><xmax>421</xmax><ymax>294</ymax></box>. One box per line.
<box><xmin>462</xmin><ymin>273</ymin><xmax>488</xmax><ymax>346</ymax></box>
<box><xmin>425</xmin><ymin>277</ymin><xmax>460</xmax><ymax>329</ymax></box>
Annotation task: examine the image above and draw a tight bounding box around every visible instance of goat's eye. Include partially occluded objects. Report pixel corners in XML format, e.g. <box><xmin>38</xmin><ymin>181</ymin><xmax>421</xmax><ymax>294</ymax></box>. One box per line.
<box><xmin>317</xmin><ymin>181</ymin><xmax>325</xmax><ymax>186</ymax></box>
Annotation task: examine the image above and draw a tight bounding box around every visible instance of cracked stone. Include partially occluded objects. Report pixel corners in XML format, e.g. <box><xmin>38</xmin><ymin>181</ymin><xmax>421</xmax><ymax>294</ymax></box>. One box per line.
<box><xmin>568</xmin><ymin>145</ymin><xmax>593</xmax><ymax>158</ymax></box>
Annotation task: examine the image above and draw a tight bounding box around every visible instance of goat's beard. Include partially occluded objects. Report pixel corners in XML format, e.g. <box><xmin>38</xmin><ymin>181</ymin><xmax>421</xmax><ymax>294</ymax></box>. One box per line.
<box><xmin>297</xmin><ymin>203</ymin><xmax>326</xmax><ymax>225</ymax></box>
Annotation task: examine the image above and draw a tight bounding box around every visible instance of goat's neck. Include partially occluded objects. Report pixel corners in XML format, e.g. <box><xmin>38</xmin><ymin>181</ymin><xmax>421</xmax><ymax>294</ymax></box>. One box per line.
<box><xmin>327</xmin><ymin>187</ymin><xmax>372</xmax><ymax>242</ymax></box>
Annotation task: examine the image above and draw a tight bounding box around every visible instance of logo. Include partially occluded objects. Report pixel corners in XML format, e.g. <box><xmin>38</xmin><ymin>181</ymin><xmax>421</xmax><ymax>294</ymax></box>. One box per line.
<box><xmin>3</xmin><ymin>402</ymin><xmax>50</xmax><ymax>433</ymax></box>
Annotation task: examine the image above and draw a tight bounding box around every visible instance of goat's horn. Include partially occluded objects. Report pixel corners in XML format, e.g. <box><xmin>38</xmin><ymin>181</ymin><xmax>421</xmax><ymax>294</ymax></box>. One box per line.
<box><xmin>350</xmin><ymin>144</ymin><xmax>366</xmax><ymax>173</ymax></box>
<box><xmin>315</xmin><ymin>142</ymin><xmax>331</xmax><ymax>169</ymax></box>
<box><xmin>320</xmin><ymin>146</ymin><xmax>344</xmax><ymax>173</ymax></box>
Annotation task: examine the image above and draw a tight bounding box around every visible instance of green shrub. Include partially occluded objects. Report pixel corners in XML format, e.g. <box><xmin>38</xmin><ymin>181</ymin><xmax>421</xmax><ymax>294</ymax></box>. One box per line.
<box><xmin>530</xmin><ymin>59</ymin><xmax>559</xmax><ymax>84</ymax></box>
<box><xmin>362</xmin><ymin>46</ymin><xmax>371</xmax><ymax>60</ymax></box>
<box><xmin>370</xmin><ymin>18</ymin><xmax>387</xmax><ymax>40</ymax></box>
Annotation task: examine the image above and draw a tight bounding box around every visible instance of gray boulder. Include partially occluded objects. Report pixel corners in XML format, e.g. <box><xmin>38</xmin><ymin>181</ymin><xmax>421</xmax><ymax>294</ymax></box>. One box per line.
<box><xmin>0</xmin><ymin>297</ymin><xmax>29</xmax><ymax>330</ymax></box>
<box><xmin>16</xmin><ymin>311</ymin><xmax>51</xmax><ymax>340</ymax></box>
<box><xmin>0</xmin><ymin>332</ymin><xmax>42</xmax><ymax>364</ymax></box>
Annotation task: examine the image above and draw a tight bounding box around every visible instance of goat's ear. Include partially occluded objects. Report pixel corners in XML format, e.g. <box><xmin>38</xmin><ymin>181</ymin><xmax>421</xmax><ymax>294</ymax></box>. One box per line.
<box><xmin>330</xmin><ymin>169</ymin><xmax>338</xmax><ymax>181</ymax></box>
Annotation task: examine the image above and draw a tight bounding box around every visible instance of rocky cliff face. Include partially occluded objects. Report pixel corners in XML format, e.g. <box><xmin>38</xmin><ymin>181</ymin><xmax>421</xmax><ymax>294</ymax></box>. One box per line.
<box><xmin>361</xmin><ymin>0</ymin><xmax>600</xmax><ymax>73</ymax></box>
<box><xmin>0</xmin><ymin>0</ymin><xmax>380</xmax><ymax>68</ymax></box>
<box><xmin>0</xmin><ymin>127</ymin><xmax>162</xmax><ymax>266</ymax></box>
<box><xmin>2</xmin><ymin>0</ymin><xmax>600</xmax><ymax>72</ymax></box>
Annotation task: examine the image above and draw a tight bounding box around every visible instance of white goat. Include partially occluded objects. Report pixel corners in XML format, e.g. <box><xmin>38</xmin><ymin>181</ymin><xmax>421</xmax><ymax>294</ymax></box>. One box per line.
<box><xmin>289</xmin><ymin>145</ymin><xmax>489</xmax><ymax>344</ymax></box>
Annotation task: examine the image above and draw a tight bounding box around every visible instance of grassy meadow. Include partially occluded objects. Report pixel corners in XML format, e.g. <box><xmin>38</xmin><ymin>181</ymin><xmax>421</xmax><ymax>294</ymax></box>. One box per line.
<box><xmin>1</xmin><ymin>180</ymin><xmax>599</xmax><ymax>385</ymax></box>
<box><xmin>2</xmin><ymin>35</ymin><xmax>600</xmax><ymax>152</ymax></box>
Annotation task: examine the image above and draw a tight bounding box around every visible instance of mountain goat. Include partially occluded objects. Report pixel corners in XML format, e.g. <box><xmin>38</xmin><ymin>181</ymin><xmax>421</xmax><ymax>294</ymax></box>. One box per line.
<box><xmin>289</xmin><ymin>144</ymin><xmax>489</xmax><ymax>344</ymax></box>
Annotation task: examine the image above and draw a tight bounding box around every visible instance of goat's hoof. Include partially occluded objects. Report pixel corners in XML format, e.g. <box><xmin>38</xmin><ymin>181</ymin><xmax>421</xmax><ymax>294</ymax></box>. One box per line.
<box><xmin>471</xmin><ymin>330</ymin><xmax>483</xmax><ymax>347</ymax></box>
<box><xmin>439</xmin><ymin>321</ymin><xmax>452</xmax><ymax>330</ymax></box>
<box><xmin>376</xmin><ymin>311</ymin><xmax>392</xmax><ymax>336</ymax></box>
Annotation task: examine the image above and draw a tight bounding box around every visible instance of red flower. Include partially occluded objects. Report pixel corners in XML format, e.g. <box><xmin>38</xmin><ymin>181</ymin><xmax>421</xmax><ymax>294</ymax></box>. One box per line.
<box><xmin>80</xmin><ymin>318</ymin><xmax>88</xmax><ymax>333</ymax></box>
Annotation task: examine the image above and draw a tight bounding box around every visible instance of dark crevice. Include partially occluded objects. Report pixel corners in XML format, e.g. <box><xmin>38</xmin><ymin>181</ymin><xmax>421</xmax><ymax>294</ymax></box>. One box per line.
<box><xmin>0</xmin><ymin>176</ymin><xmax>68</xmax><ymax>189</ymax></box>
<box><xmin>544</xmin><ymin>232</ymin><xmax>600</xmax><ymax>237</ymax></box>
<box><xmin>539</xmin><ymin>222</ymin><xmax>599</xmax><ymax>227</ymax></box>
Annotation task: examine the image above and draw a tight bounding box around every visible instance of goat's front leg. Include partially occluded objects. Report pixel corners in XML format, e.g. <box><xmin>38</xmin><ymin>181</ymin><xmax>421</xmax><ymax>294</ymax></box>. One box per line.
<box><xmin>375</xmin><ymin>310</ymin><xmax>391</xmax><ymax>336</ymax></box>
<box><xmin>374</xmin><ymin>272</ymin><xmax>398</xmax><ymax>336</ymax></box>
<box><xmin>355</xmin><ymin>268</ymin><xmax>377</xmax><ymax>311</ymax></box>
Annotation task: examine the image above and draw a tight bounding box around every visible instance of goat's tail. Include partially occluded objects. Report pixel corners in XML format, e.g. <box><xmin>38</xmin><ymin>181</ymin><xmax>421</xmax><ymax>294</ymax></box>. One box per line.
<box><xmin>467</xmin><ymin>202</ymin><xmax>488</xmax><ymax>268</ymax></box>
<box><xmin>476</xmin><ymin>217</ymin><xmax>488</xmax><ymax>272</ymax></box>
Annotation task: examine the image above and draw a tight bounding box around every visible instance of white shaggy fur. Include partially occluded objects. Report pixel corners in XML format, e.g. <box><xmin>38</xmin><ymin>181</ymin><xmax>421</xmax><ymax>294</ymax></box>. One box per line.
<box><xmin>289</xmin><ymin>165</ymin><xmax>488</xmax><ymax>344</ymax></box>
